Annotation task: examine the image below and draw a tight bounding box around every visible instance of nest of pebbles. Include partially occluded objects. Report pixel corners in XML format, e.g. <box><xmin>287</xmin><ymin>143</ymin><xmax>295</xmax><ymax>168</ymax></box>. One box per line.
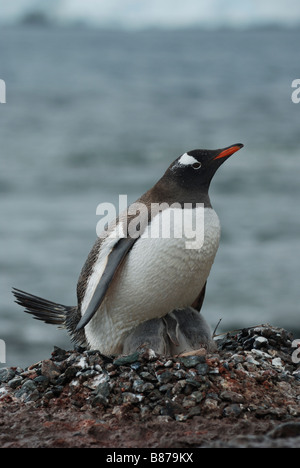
<box><xmin>1</xmin><ymin>324</ymin><xmax>299</xmax><ymax>424</ymax></box>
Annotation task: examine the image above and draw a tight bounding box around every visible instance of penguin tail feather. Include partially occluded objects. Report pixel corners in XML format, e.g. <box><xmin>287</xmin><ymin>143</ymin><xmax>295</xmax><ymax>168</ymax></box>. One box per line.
<box><xmin>12</xmin><ymin>288</ymin><xmax>73</xmax><ymax>327</ymax></box>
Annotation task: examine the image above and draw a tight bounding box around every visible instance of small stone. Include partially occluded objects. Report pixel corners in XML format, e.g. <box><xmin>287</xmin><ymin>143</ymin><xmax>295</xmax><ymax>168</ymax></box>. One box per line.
<box><xmin>196</xmin><ymin>363</ymin><xmax>208</xmax><ymax>375</ymax></box>
<box><xmin>15</xmin><ymin>379</ymin><xmax>37</xmax><ymax>400</ymax></box>
<box><xmin>141</xmin><ymin>382</ymin><xmax>155</xmax><ymax>393</ymax></box>
<box><xmin>95</xmin><ymin>381</ymin><xmax>110</xmax><ymax>398</ymax></box>
<box><xmin>76</xmin><ymin>357</ymin><xmax>89</xmax><ymax>370</ymax></box>
<box><xmin>132</xmin><ymin>379</ymin><xmax>145</xmax><ymax>392</ymax></box>
<box><xmin>26</xmin><ymin>389</ymin><xmax>40</xmax><ymax>402</ymax></box>
<box><xmin>43</xmin><ymin>390</ymin><xmax>55</xmax><ymax>400</ymax></box>
<box><xmin>190</xmin><ymin>390</ymin><xmax>204</xmax><ymax>403</ymax></box>
<box><xmin>83</xmin><ymin>374</ymin><xmax>105</xmax><ymax>390</ymax></box>
<box><xmin>113</xmin><ymin>352</ymin><xmax>140</xmax><ymax>366</ymax></box>
<box><xmin>51</xmin><ymin>346</ymin><xmax>68</xmax><ymax>361</ymax></box>
<box><xmin>156</xmin><ymin>370</ymin><xmax>173</xmax><ymax>384</ymax></box>
<box><xmin>56</xmin><ymin>366</ymin><xmax>78</xmax><ymax>385</ymax></box>
<box><xmin>52</xmin><ymin>385</ymin><xmax>63</xmax><ymax>397</ymax></box>
<box><xmin>41</xmin><ymin>360</ymin><xmax>61</xmax><ymax>383</ymax></box>
<box><xmin>130</xmin><ymin>362</ymin><xmax>141</xmax><ymax>370</ymax></box>
<box><xmin>252</xmin><ymin>349</ymin><xmax>271</xmax><ymax>359</ymax></box>
<box><xmin>33</xmin><ymin>375</ymin><xmax>49</xmax><ymax>390</ymax></box>
<box><xmin>173</xmin><ymin>369</ymin><xmax>188</xmax><ymax>379</ymax></box>
<box><xmin>272</xmin><ymin>357</ymin><xmax>283</xmax><ymax>368</ymax></box>
<box><xmin>220</xmin><ymin>390</ymin><xmax>244</xmax><ymax>403</ymax></box>
<box><xmin>246</xmin><ymin>355</ymin><xmax>260</xmax><ymax>366</ymax></box>
<box><xmin>158</xmin><ymin>383</ymin><xmax>173</xmax><ymax>393</ymax></box>
<box><xmin>105</xmin><ymin>363</ymin><xmax>115</xmax><ymax>373</ymax></box>
<box><xmin>231</xmin><ymin>354</ymin><xmax>245</xmax><ymax>363</ymax></box>
<box><xmin>152</xmin><ymin>404</ymin><xmax>163</xmax><ymax>415</ymax></box>
<box><xmin>164</xmin><ymin>360</ymin><xmax>173</xmax><ymax>367</ymax></box>
<box><xmin>139</xmin><ymin>371</ymin><xmax>156</xmax><ymax>381</ymax></box>
<box><xmin>254</xmin><ymin>336</ymin><xmax>268</xmax><ymax>349</ymax></box>
<box><xmin>0</xmin><ymin>368</ymin><xmax>15</xmax><ymax>383</ymax></box>
<box><xmin>182</xmin><ymin>397</ymin><xmax>196</xmax><ymax>409</ymax></box>
<box><xmin>148</xmin><ymin>389</ymin><xmax>162</xmax><ymax>401</ymax></box>
<box><xmin>203</xmin><ymin>397</ymin><xmax>218</xmax><ymax>411</ymax></box>
<box><xmin>8</xmin><ymin>376</ymin><xmax>23</xmax><ymax>389</ymax></box>
<box><xmin>179</xmin><ymin>355</ymin><xmax>206</xmax><ymax>368</ymax></box>
<box><xmin>122</xmin><ymin>392</ymin><xmax>144</xmax><ymax>404</ymax></box>
<box><xmin>223</xmin><ymin>404</ymin><xmax>242</xmax><ymax>417</ymax></box>
<box><xmin>139</xmin><ymin>348</ymin><xmax>158</xmax><ymax>361</ymax></box>
<box><xmin>293</xmin><ymin>369</ymin><xmax>300</xmax><ymax>381</ymax></box>
<box><xmin>243</xmin><ymin>336</ymin><xmax>256</xmax><ymax>350</ymax></box>
<box><xmin>208</xmin><ymin>368</ymin><xmax>219</xmax><ymax>375</ymax></box>
<box><xmin>175</xmin><ymin>414</ymin><xmax>187</xmax><ymax>421</ymax></box>
<box><xmin>0</xmin><ymin>386</ymin><xmax>8</xmax><ymax>398</ymax></box>
<box><xmin>172</xmin><ymin>380</ymin><xmax>186</xmax><ymax>395</ymax></box>
<box><xmin>186</xmin><ymin>406</ymin><xmax>201</xmax><ymax>418</ymax></box>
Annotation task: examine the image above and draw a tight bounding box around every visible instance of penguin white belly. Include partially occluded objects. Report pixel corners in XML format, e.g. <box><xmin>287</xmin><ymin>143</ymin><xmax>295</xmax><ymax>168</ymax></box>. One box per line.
<box><xmin>84</xmin><ymin>207</ymin><xmax>220</xmax><ymax>353</ymax></box>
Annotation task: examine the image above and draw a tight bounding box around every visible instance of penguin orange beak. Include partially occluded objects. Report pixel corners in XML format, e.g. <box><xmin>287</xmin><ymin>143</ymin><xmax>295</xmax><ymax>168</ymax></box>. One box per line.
<box><xmin>214</xmin><ymin>143</ymin><xmax>244</xmax><ymax>160</ymax></box>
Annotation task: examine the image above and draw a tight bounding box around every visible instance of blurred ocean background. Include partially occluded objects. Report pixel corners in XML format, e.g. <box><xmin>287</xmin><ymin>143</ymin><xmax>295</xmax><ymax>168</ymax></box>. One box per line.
<box><xmin>1</xmin><ymin>1</ymin><xmax>300</xmax><ymax>368</ymax></box>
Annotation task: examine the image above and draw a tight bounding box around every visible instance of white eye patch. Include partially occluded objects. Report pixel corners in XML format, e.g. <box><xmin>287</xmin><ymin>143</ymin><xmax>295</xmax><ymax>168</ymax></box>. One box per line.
<box><xmin>177</xmin><ymin>153</ymin><xmax>198</xmax><ymax>166</ymax></box>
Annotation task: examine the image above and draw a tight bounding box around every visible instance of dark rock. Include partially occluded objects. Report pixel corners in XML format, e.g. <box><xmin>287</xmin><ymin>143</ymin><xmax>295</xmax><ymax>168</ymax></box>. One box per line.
<box><xmin>268</xmin><ymin>422</ymin><xmax>300</xmax><ymax>439</ymax></box>
<box><xmin>179</xmin><ymin>355</ymin><xmax>206</xmax><ymax>368</ymax></box>
<box><xmin>113</xmin><ymin>352</ymin><xmax>140</xmax><ymax>366</ymax></box>
<box><xmin>0</xmin><ymin>368</ymin><xmax>15</xmax><ymax>383</ymax></box>
<box><xmin>158</xmin><ymin>383</ymin><xmax>173</xmax><ymax>394</ymax></box>
<box><xmin>186</xmin><ymin>406</ymin><xmax>201</xmax><ymax>418</ymax></box>
<box><xmin>41</xmin><ymin>360</ymin><xmax>61</xmax><ymax>383</ymax></box>
<box><xmin>56</xmin><ymin>366</ymin><xmax>78</xmax><ymax>386</ymax></box>
<box><xmin>33</xmin><ymin>375</ymin><xmax>49</xmax><ymax>390</ymax></box>
<box><xmin>122</xmin><ymin>392</ymin><xmax>144</xmax><ymax>404</ymax></box>
<box><xmin>139</xmin><ymin>371</ymin><xmax>156</xmax><ymax>381</ymax></box>
<box><xmin>254</xmin><ymin>336</ymin><xmax>268</xmax><ymax>349</ymax></box>
<box><xmin>156</xmin><ymin>370</ymin><xmax>173</xmax><ymax>384</ymax></box>
<box><xmin>52</xmin><ymin>385</ymin><xmax>64</xmax><ymax>397</ymax></box>
<box><xmin>51</xmin><ymin>346</ymin><xmax>69</xmax><ymax>361</ymax></box>
<box><xmin>220</xmin><ymin>390</ymin><xmax>245</xmax><ymax>403</ymax></box>
<box><xmin>196</xmin><ymin>363</ymin><xmax>209</xmax><ymax>375</ymax></box>
<box><xmin>223</xmin><ymin>404</ymin><xmax>243</xmax><ymax>417</ymax></box>
<box><xmin>92</xmin><ymin>381</ymin><xmax>111</xmax><ymax>406</ymax></box>
<box><xmin>141</xmin><ymin>382</ymin><xmax>155</xmax><ymax>393</ymax></box>
<box><xmin>15</xmin><ymin>379</ymin><xmax>37</xmax><ymax>400</ymax></box>
<box><xmin>7</xmin><ymin>376</ymin><xmax>23</xmax><ymax>389</ymax></box>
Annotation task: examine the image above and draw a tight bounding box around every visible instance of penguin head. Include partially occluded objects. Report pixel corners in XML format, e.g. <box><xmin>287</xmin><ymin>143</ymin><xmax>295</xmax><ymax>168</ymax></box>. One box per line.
<box><xmin>163</xmin><ymin>143</ymin><xmax>244</xmax><ymax>196</ymax></box>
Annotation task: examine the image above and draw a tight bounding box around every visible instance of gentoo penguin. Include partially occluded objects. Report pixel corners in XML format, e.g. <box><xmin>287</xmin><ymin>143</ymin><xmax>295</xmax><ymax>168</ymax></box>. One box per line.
<box><xmin>13</xmin><ymin>143</ymin><xmax>243</xmax><ymax>355</ymax></box>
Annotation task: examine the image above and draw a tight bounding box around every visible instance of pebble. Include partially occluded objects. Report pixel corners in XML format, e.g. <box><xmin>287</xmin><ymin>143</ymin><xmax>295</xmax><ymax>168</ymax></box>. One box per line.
<box><xmin>179</xmin><ymin>355</ymin><xmax>206</xmax><ymax>368</ymax></box>
<box><xmin>0</xmin><ymin>324</ymin><xmax>299</xmax><ymax>422</ymax></box>
<box><xmin>0</xmin><ymin>368</ymin><xmax>15</xmax><ymax>383</ymax></box>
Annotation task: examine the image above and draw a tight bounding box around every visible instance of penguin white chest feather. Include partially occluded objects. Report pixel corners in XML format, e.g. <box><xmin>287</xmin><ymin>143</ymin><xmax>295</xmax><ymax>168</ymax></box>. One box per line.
<box><xmin>84</xmin><ymin>207</ymin><xmax>221</xmax><ymax>353</ymax></box>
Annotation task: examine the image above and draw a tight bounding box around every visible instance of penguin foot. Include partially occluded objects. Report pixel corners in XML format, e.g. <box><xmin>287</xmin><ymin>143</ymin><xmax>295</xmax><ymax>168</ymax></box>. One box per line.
<box><xmin>122</xmin><ymin>307</ymin><xmax>216</xmax><ymax>356</ymax></box>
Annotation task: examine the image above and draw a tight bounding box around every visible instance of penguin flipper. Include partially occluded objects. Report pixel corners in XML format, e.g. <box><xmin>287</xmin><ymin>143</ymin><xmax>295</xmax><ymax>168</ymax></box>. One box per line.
<box><xmin>191</xmin><ymin>281</ymin><xmax>207</xmax><ymax>312</ymax></box>
<box><xmin>76</xmin><ymin>236</ymin><xmax>137</xmax><ymax>331</ymax></box>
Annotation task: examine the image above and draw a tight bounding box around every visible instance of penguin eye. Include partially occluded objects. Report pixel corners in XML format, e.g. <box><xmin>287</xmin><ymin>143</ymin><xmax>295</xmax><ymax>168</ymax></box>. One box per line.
<box><xmin>192</xmin><ymin>162</ymin><xmax>201</xmax><ymax>170</ymax></box>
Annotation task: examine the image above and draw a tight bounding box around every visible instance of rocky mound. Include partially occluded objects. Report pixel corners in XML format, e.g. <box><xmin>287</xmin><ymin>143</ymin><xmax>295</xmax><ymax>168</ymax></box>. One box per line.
<box><xmin>0</xmin><ymin>324</ymin><xmax>299</xmax><ymax>448</ymax></box>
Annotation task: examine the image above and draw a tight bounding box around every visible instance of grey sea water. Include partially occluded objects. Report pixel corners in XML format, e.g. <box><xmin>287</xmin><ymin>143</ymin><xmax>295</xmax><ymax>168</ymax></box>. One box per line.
<box><xmin>1</xmin><ymin>25</ymin><xmax>300</xmax><ymax>368</ymax></box>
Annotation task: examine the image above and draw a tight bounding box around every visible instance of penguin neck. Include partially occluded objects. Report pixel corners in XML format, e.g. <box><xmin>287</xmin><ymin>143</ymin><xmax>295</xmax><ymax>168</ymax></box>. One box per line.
<box><xmin>142</xmin><ymin>179</ymin><xmax>212</xmax><ymax>209</ymax></box>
